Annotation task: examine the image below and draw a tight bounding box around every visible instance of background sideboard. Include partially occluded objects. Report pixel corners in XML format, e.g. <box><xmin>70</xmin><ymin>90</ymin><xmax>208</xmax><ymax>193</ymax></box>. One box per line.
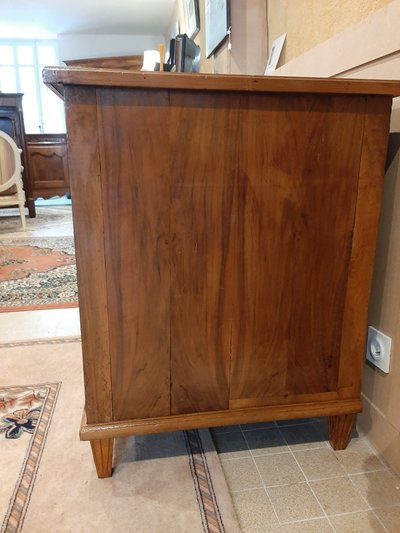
<box><xmin>0</xmin><ymin>93</ymin><xmax>35</xmax><ymax>217</ymax></box>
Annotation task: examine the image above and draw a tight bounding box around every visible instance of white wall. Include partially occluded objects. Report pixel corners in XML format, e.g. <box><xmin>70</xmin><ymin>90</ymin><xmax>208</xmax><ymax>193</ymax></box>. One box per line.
<box><xmin>58</xmin><ymin>33</ymin><xmax>164</xmax><ymax>61</ymax></box>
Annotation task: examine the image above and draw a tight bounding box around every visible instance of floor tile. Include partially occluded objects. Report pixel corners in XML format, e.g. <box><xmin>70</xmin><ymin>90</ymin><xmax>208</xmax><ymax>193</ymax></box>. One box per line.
<box><xmin>221</xmin><ymin>457</ymin><xmax>263</xmax><ymax>492</ymax></box>
<box><xmin>334</xmin><ymin>438</ymin><xmax>386</xmax><ymax>474</ymax></box>
<box><xmin>293</xmin><ymin>448</ymin><xmax>346</xmax><ymax>481</ymax></box>
<box><xmin>212</xmin><ymin>425</ymin><xmax>241</xmax><ymax>434</ymax></box>
<box><xmin>242</xmin><ymin>526</ymin><xmax>282</xmax><ymax>533</ymax></box>
<box><xmin>374</xmin><ymin>505</ymin><xmax>400</xmax><ymax>532</ymax></box>
<box><xmin>267</xmin><ymin>483</ymin><xmax>323</xmax><ymax>523</ymax></box>
<box><xmin>350</xmin><ymin>470</ymin><xmax>400</xmax><ymax>508</ymax></box>
<box><xmin>280</xmin><ymin>518</ymin><xmax>334</xmax><ymax>532</ymax></box>
<box><xmin>232</xmin><ymin>489</ymin><xmax>278</xmax><ymax>530</ymax></box>
<box><xmin>276</xmin><ymin>418</ymin><xmax>320</xmax><ymax>427</ymax></box>
<box><xmin>255</xmin><ymin>453</ymin><xmax>305</xmax><ymax>487</ymax></box>
<box><xmin>244</xmin><ymin>428</ymin><xmax>289</xmax><ymax>456</ymax></box>
<box><xmin>329</xmin><ymin>510</ymin><xmax>386</xmax><ymax>532</ymax></box>
<box><xmin>241</xmin><ymin>421</ymin><xmax>277</xmax><ymax>431</ymax></box>
<box><xmin>212</xmin><ymin>431</ymin><xmax>251</xmax><ymax>459</ymax></box>
<box><xmin>310</xmin><ymin>476</ymin><xmax>369</xmax><ymax>515</ymax></box>
<box><xmin>0</xmin><ymin>307</ymin><xmax>80</xmax><ymax>343</ymax></box>
<box><xmin>279</xmin><ymin>423</ymin><xmax>327</xmax><ymax>451</ymax></box>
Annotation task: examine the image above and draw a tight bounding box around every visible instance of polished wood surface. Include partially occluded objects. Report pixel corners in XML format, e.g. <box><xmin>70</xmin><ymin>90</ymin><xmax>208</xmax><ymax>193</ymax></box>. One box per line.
<box><xmin>26</xmin><ymin>133</ymin><xmax>69</xmax><ymax>199</ymax></box>
<box><xmin>45</xmin><ymin>69</ymin><xmax>398</xmax><ymax>477</ymax></box>
<box><xmin>43</xmin><ymin>67</ymin><xmax>400</xmax><ymax>97</ymax></box>
<box><xmin>0</xmin><ymin>93</ymin><xmax>35</xmax><ymax>217</ymax></box>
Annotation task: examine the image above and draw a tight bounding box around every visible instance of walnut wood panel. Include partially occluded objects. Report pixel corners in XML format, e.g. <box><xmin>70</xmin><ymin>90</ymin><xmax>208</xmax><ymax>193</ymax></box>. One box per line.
<box><xmin>169</xmin><ymin>92</ymin><xmax>239</xmax><ymax>414</ymax></box>
<box><xmin>337</xmin><ymin>96</ymin><xmax>392</xmax><ymax>399</ymax></box>
<box><xmin>229</xmin><ymin>94</ymin><xmax>365</xmax><ymax>403</ymax></box>
<box><xmin>43</xmin><ymin>67</ymin><xmax>400</xmax><ymax>98</ymax></box>
<box><xmin>64</xmin><ymin>87</ymin><xmax>112</xmax><ymax>424</ymax></box>
<box><xmin>97</xmin><ymin>88</ymin><xmax>171</xmax><ymax>421</ymax></box>
<box><xmin>26</xmin><ymin>133</ymin><xmax>70</xmax><ymax>198</ymax></box>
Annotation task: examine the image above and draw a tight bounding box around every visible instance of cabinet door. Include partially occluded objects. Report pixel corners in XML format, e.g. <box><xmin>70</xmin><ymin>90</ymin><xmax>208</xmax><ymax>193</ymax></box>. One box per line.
<box><xmin>27</xmin><ymin>139</ymin><xmax>69</xmax><ymax>198</ymax></box>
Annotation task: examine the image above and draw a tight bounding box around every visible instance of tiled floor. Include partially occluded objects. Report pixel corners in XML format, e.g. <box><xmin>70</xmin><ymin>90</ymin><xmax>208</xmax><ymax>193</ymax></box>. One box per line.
<box><xmin>211</xmin><ymin>419</ymin><xmax>400</xmax><ymax>532</ymax></box>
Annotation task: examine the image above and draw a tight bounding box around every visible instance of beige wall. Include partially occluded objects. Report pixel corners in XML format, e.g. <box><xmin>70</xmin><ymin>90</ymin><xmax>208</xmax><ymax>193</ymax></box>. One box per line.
<box><xmin>268</xmin><ymin>0</ymin><xmax>393</xmax><ymax>66</ymax></box>
<box><xmin>271</xmin><ymin>0</ymin><xmax>400</xmax><ymax>476</ymax></box>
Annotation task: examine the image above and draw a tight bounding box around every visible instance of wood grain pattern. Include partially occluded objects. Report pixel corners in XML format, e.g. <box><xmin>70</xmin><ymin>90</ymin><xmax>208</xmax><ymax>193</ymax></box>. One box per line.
<box><xmin>64</xmin><ymin>86</ymin><xmax>112</xmax><ymax>425</ymax></box>
<box><xmin>328</xmin><ymin>413</ymin><xmax>356</xmax><ymax>450</ymax></box>
<box><xmin>43</xmin><ymin>68</ymin><xmax>400</xmax><ymax>98</ymax></box>
<box><xmin>229</xmin><ymin>94</ymin><xmax>365</xmax><ymax>403</ymax></box>
<box><xmin>337</xmin><ymin>96</ymin><xmax>392</xmax><ymax>399</ymax></box>
<box><xmin>80</xmin><ymin>398</ymin><xmax>362</xmax><ymax>441</ymax></box>
<box><xmin>169</xmin><ymin>91</ymin><xmax>240</xmax><ymax>414</ymax></box>
<box><xmin>90</xmin><ymin>439</ymin><xmax>114</xmax><ymax>478</ymax></box>
<box><xmin>97</xmin><ymin>88</ymin><xmax>171</xmax><ymax>421</ymax></box>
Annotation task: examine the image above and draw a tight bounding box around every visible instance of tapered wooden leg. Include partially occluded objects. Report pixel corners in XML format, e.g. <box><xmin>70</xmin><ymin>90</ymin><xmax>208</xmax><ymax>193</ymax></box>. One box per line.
<box><xmin>90</xmin><ymin>438</ymin><xmax>114</xmax><ymax>478</ymax></box>
<box><xmin>328</xmin><ymin>413</ymin><xmax>356</xmax><ymax>450</ymax></box>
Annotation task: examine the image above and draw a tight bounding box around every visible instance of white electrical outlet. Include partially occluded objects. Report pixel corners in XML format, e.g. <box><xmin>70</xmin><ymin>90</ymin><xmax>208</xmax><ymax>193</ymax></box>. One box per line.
<box><xmin>366</xmin><ymin>326</ymin><xmax>392</xmax><ymax>373</ymax></box>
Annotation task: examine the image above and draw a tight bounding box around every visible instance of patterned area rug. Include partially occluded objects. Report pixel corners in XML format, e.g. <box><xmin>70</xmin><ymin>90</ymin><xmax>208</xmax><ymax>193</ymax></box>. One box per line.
<box><xmin>0</xmin><ymin>383</ymin><xmax>61</xmax><ymax>532</ymax></box>
<box><xmin>0</xmin><ymin>207</ymin><xmax>73</xmax><ymax>235</ymax></box>
<box><xmin>0</xmin><ymin>340</ymin><xmax>239</xmax><ymax>533</ymax></box>
<box><xmin>0</xmin><ymin>238</ymin><xmax>78</xmax><ymax>312</ymax></box>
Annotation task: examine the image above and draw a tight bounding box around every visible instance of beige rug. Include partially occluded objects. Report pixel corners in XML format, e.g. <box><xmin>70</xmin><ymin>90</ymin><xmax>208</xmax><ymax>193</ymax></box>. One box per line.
<box><xmin>0</xmin><ymin>340</ymin><xmax>239</xmax><ymax>533</ymax></box>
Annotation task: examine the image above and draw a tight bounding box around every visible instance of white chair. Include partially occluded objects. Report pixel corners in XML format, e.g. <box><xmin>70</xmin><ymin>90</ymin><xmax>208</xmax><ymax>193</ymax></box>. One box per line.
<box><xmin>0</xmin><ymin>130</ymin><xmax>26</xmax><ymax>229</ymax></box>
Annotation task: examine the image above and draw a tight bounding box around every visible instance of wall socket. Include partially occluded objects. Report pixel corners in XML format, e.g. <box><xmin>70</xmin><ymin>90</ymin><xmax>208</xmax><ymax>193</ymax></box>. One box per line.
<box><xmin>366</xmin><ymin>326</ymin><xmax>392</xmax><ymax>373</ymax></box>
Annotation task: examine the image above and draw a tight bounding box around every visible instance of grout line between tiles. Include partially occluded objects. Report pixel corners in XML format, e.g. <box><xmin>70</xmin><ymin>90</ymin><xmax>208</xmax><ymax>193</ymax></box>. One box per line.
<box><xmin>216</xmin><ymin>423</ymin><xmax>398</xmax><ymax>532</ymax></box>
<box><xmin>240</xmin><ymin>425</ymin><xmax>282</xmax><ymax>526</ymax></box>
<box><xmin>370</xmin><ymin>510</ymin><xmax>390</xmax><ymax>533</ymax></box>
<box><xmin>276</xmin><ymin>425</ymin><xmax>338</xmax><ymax>532</ymax></box>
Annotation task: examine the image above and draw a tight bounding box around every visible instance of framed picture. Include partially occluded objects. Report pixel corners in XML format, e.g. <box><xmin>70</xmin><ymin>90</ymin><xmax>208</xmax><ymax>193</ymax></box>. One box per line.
<box><xmin>205</xmin><ymin>0</ymin><xmax>230</xmax><ymax>58</ymax></box>
<box><xmin>182</xmin><ymin>0</ymin><xmax>200</xmax><ymax>40</ymax></box>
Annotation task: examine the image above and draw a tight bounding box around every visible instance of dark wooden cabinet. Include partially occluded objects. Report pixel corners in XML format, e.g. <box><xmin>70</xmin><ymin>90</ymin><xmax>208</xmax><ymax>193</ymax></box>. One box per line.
<box><xmin>0</xmin><ymin>93</ymin><xmax>35</xmax><ymax>217</ymax></box>
<box><xmin>26</xmin><ymin>134</ymin><xmax>69</xmax><ymax>199</ymax></box>
<box><xmin>43</xmin><ymin>67</ymin><xmax>400</xmax><ymax>478</ymax></box>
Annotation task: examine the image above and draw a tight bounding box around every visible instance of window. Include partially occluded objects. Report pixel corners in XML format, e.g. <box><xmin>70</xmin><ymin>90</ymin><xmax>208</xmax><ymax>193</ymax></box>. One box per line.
<box><xmin>0</xmin><ymin>40</ymin><xmax>65</xmax><ymax>133</ymax></box>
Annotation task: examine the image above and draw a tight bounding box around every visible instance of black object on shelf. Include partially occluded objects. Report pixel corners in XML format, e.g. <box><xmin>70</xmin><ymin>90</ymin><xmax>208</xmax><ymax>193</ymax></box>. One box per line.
<box><xmin>168</xmin><ymin>34</ymin><xmax>200</xmax><ymax>73</ymax></box>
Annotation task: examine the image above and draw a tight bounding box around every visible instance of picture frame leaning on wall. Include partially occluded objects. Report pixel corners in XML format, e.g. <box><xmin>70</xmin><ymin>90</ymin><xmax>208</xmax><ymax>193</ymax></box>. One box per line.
<box><xmin>182</xmin><ymin>0</ymin><xmax>200</xmax><ymax>40</ymax></box>
<box><xmin>205</xmin><ymin>0</ymin><xmax>230</xmax><ymax>58</ymax></box>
